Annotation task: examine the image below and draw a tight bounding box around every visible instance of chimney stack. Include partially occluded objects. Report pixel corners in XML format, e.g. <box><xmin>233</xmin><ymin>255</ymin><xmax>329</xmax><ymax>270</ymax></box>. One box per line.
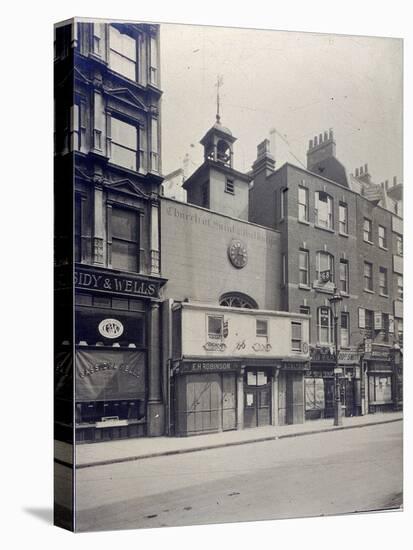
<box><xmin>252</xmin><ymin>138</ymin><xmax>275</xmax><ymax>178</ymax></box>
<box><xmin>393</xmin><ymin>176</ymin><xmax>397</xmax><ymax>186</ymax></box>
<box><xmin>355</xmin><ymin>163</ymin><xmax>372</xmax><ymax>184</ymax></box>
<box><xmin>307</xmin><ymin>128</ymin><xmax>336</xmax><ymax>170</ymax></box>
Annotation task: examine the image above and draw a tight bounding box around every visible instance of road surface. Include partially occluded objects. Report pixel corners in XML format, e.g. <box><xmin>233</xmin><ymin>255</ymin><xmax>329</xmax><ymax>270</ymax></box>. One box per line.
<box><xmin>75</xmin><ymin>420</ymin><xmax>402</xmax><ymax>531</ymax></box>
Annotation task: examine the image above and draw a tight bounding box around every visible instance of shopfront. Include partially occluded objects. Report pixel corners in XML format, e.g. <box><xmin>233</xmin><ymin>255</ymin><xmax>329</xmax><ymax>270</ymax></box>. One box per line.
<box><xmin>73</xmin><ymin>265</ymin><xmax>166</xmax><ymax>442</ymax></box>
<box><xmin>173</xmin><ymin>360</ymin><xmax>240</xmax><ymax>436</ymax></box>
<box><xmin>169</xmin><ymin>301</ymin><xmax>310</xmax><ymax>436</ymax></box>
<box><xmin>306</xmin><ymin>348</ymin><xmax>361</xmax><ymax>420</ymax></box>
<box><xmin>364</xmin><ymin>348</ymin><xmax>395</xmax><ymax>414</ymax></box>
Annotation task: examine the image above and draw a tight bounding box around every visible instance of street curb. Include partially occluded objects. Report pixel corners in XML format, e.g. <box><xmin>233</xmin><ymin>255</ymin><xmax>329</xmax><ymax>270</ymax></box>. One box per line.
<box><xmin>73</xmin><ymin>416</ymin><xmax>402</xmax><ymax>469</ymax></box>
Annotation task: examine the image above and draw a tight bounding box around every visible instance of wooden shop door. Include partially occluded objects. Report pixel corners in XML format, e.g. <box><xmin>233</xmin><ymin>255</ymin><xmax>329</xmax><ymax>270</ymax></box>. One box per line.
<box><xmin>222</xmin><ymin>373</ymin><xmax>237</xmax><ymax>431</ymax></box>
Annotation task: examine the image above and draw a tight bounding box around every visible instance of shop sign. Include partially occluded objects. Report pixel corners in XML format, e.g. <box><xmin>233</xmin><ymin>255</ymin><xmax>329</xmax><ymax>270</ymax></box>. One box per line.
<box><xmin>337</xmin><ymin>350</ymin><xmax>361</xmax><ymax>364</ymax></box>
<box><xmin>283</xmin><ymin>361</ymin><xmax>310</xmax><ymax>371</ymax></box>
<box><xmin>334</xmin><ymin>367</ymin><xmax>343</xmax><ymax>374</ymax></box>
<box><xmin>179</xmin><ymin>361</ymin><xmax>239</xmax><ymax>374</ymax></box>
<box><xmin>364</xmin><ymin>338</ymin><xmax>372</xmax><ymax>354</ymax></box>
<box><xmin>310</xmin><ymin>347</ymin><xmax>334</xmax><ymax>362</ymax></box>
<box><xmin>74</xmin><ymin>266</ymin><xmax>161</xmax><ymax>299</ymax></box>
<box><xmin>311</xmin><ymin>369</ymin><xmax>334</xmax><ymax>378</ymax></box>
<box><xmin>369</xmin><ymin>350</ymin><xmax>391</xmax><ymax>361</ymax></box>
<box><xmin>98</xmin><ymin>318</ymin><xmax>124</xmax><ymax>339</ymax></box>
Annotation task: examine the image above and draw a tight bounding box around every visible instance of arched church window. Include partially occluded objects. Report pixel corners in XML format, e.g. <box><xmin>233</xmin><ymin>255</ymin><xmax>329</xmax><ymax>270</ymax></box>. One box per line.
<box><xmin>219</xmin><ymin>292</ymin><xmax>258</xmax><ymax>309</ymax></box>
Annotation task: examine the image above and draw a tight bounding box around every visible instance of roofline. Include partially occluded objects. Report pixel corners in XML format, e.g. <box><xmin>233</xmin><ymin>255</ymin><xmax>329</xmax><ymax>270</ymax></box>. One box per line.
<box><xmin>183</xmin><ymin>160</ymin><xmax>252</xmax><ymax>189</ymax></box>
<box><xmin>174</xmin><ymin>300</ymin><xmax>310</xmax><ymax>319</ymax></box>
<box><xmin>265</xmin><ymin>161</ymin><xmax>403</xmax><ymax>221</ymax></box>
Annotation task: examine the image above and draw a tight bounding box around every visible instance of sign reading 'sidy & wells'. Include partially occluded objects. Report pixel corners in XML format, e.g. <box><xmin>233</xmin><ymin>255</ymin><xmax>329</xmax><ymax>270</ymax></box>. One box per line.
<box><xmin>75</xmin><ymin>266</ymin><xmax>162</xmax><ymax>299</ymax></box>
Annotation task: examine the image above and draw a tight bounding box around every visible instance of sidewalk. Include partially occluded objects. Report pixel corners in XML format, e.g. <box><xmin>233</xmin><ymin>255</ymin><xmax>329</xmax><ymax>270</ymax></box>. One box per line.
<box><xmin>55</xmin><ymin>412</ymin><xmax>402</xmax><ymax>469</ymax></box>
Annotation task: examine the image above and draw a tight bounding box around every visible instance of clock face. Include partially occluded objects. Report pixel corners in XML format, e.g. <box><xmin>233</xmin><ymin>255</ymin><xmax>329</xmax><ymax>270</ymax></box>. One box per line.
<box><xmin>228</xmin><ymin>240</ymin><xmax>248</xmax><ymax>268</ymax></box>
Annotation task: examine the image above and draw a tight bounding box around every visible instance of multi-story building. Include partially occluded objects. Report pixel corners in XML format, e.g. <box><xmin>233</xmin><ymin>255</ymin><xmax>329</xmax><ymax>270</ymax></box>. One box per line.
<box><xmin>54</xmin><ymin>19</ymin><xmax>167</xmax><ymax>442</ymax></box>
<box><xmin>249</xmin><ymin>130</ymin><xmax>403</xmax><ymax>420</ymax></box>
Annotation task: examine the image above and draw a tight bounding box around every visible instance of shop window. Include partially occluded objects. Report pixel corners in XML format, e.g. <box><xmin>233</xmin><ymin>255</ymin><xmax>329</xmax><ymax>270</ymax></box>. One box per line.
<box><xmin>369</xmin><ymin>375</ymin><xmax>392</xmax><ymax>404</ymax></box>
<box><xmin>110</xmin><ymin>117</ymin><xmax>138</xmax><ymax>171</ymax></box>
<box><xmin>299</xmin><ymin>249</ymin><xmax>309</xmax><ymax>286</ymax></box>
<box><xmin>379</xmin><ymin>267</ymin><xmax>388</xmax><ymax>296</ymax></box>
<box><xmin>339</xmin><ymin>202</ymin><xmax>348</xmax><ymax>235</ymax></box>
<box><xmin>298</xmin><ymin>186</ymin><xmax>309</xmax><ymax>222</ymax></box>
<box><xmin>364</xmin><ymin>261</ymin><xmax>373</xmax><ymax>291</ymax></box>
<box><xmin>317</xmin><ymin>307</ymin><xmax>333</xmax><ymax>345</ymax></box>
<box><xmin>340</xmin><ymin>312</ymin><xmax>349</xmax><ymax>348</ymax></box>
<box><xmin>76</xmin><ymin>400</ymin><xmax>145</xmax><ymax>424</ymax></box>
<box><xmin>339</xmin><ymin>260</ymin><xmax>349</xmax><ymax>294</ymax></box>
<box><xmin>109</xmin><ymin>25</ymin><xmax>137</xmax><ymax>81</ymax></box>
<box><xmin>111</xmin><ymin>206</ymin><xmax>140</xmax><ymax>272</ymax></box>
<box><xmin>291</xmin><ymin>322</ymin><xmax>302</xmax><ymax>351</ymax></box>
<box><xmin>363</xmin><ymin>218</ymin><xmax>373</xmax><ymax>243</ymax></box>
<box><xmin>378</xmin><ymin>225</ymin><xmax>387</xmax><ymax>249</ymax></box>
<box><xmin>219</xmin><ymin>292</ymin><xmax>258</xmax><ymax>309</ymax></box>
<box><xmin>246</xmin><ymin>370</ymin><xmax>268</xmax><ymax>386</ymax></box>
<box><xmin>207</xmin><ymin>315</ymin><xmax>223</xmax><ymax>339</ymax></box>
<box><xmin>315</xmin><ymin>191</ymin><xmax>333</xmax><ymax>229</ymax></box>
<box><xmin>316</xmin><ymin>251</ymin><xmax>334</xmax><ymax>283</ymax></box>
<box><xmin>305</xmin><ymin>378</ymin><xmax>325</xmax><ymax>412</ymax></box>
<box><xmin>256</xmin><ymin>319</ymin><xmax>268</xmax><ymax>338</ymax></box>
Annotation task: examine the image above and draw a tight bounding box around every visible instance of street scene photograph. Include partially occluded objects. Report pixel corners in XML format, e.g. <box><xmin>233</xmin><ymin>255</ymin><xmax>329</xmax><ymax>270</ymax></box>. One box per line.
<box><xmin>53</xmin><ymin>18</ymin><xmax>403</xmax><ymax>532</ymax></box>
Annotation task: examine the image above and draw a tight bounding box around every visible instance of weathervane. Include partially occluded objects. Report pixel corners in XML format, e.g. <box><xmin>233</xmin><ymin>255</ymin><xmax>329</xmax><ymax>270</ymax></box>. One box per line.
<box><xmin>215</xmin><ymin>75</ymin><xmax>224</xmax><ymax>123</ymax></box>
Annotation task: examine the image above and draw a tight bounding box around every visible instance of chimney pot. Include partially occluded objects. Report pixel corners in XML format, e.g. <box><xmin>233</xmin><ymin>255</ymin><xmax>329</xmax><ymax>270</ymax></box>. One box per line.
<box><xmin>355</xmin><ymin>168</ymin><xmax>359</xmax><ymax>177</ymax></box>
<box><xmin>319</xmin><ymin>133</ymin><xmax>323</xmax><ymax>143</ymax></box>
<box><xmin>309</xmin><ymin>139</ymin><xmax>313</xmax><ymax>149</ymax></box>
<box><xmin>329</xmin><ymin>129</ymin><xmax>333</xmax><ymax>140</ymax></box>
<box><xmin>314</xmin><ymin>136</ymin><xmax>318</xmax><ymax>146</ymax></box>
<box><xmin>324</xmin><ymin>131</ymin><xmax>328</xmax><ymax>141</ymax></box>
<box><xmin>385</xmin><ymin>180</ymin><xmax>389</xmax><ymax>190</ymax></box>
<box><xmin>364</xmin><ymin>163</ymin><xmax>368</xmax><ymax>173</ymax></box>
<box><xmin>393</xmin><ymin>176</ymin><xmax>397</xmax><ymax>185</ymax></box>
<box><xmin>360</xmin><ymin>166</ymin><xmax>364</xmax><ymax>175</ymax></box>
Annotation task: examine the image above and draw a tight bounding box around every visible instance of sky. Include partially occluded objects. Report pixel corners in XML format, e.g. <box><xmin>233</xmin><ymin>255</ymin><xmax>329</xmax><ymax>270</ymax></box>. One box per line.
<box><xmin>160</xmin><ymin>23</ymin><xmax>403</xmax><ymax>187</ymax></box>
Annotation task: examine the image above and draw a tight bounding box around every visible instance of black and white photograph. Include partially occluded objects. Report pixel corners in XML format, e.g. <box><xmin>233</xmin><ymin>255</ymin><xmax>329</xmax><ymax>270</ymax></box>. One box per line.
<box><xmin>52</xmin><ymin>15</ymin><xmax>404</xmax><ymax>533</ymax></box>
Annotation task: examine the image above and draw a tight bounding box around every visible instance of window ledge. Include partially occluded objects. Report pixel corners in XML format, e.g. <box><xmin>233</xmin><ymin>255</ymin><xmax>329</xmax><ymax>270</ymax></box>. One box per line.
<box><xmin>379</xmin><ymin>246</ymin><xmax>388</xmax><ymax>251</ymax></box>
<box><xmin>363</xmin><ymin>239</ymin><xmax>374</xmax><ymax>246</ymax></box>
<box><xmin>340</xmin><ymin>292</ymin><xmax>350</xmax><ymax>298</ymax></box>
<box><xmin>379</xmin><ymin>293</ymin><xmax>389</xmax><ymax>298</ymax></box>
<box><xmin>224</xmin><ymin>190</ymin><xmax>235</xmax><ymax>195</ymax></box>
<box><xmin>339</xmin><ymin>232</ymin><xmax>349</xmax><ymax>238</ymax></box>
<box><xmin>298</xmin><ymin>219</ymin><xmax>310</xmax><ymax>226</ymax></box>
<box><xmin>314</xmin><ymin>224</ymin><xmax>335</xmax><ymax>234</ymax></box>
<box><xmin>299</xmin><ymin>284</ymin><xmax>311</xmax><ymax>291</ymax></box>
<box><xmin>364</xmin><ymin>289</ymin><xmax>375</xmax><ymax>294</ymax></box>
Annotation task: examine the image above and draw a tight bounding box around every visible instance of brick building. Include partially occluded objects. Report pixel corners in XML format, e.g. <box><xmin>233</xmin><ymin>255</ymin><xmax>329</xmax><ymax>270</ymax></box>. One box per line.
<box><xmin>249</xmin><ymin>131</ymin><xmax>403</xmax><ymax>420</ymax></box>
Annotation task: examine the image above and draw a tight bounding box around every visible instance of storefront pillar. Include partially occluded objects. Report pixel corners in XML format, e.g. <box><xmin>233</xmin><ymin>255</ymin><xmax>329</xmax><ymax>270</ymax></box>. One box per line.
<box><xmin>236</xmin><ymin>366</ymin><xmax>245</xmax><ymax>430</ymax></box>
<box><xmin>147</xmin><ymin>302</ymin><xmax>164</xmax><ymax>436</ymax></box>
<box><xmin>272</xmin><ymin>369</ymin><xmax>280</xmax><ymax>426</ymax></box>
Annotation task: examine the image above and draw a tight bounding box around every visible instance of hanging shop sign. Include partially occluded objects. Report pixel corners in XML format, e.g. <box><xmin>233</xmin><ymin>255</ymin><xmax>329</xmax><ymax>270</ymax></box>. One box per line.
<box><xmin>74</xmin><ymin>266</ymin><xmax>162</xmax><ymax>299</ymax></box>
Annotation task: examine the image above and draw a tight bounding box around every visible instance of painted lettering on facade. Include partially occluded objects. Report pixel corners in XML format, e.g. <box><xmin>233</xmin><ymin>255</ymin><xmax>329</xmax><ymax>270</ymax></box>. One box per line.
<box><xmin>74</xmin><ymin>268</ymin><xmax>159</xmax><ymax>298</ymax></box>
